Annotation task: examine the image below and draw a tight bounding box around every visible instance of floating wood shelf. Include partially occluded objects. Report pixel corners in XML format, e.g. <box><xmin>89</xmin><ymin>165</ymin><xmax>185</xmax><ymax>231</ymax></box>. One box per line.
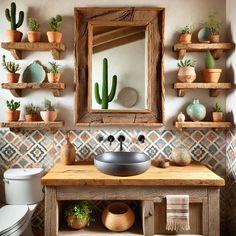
<box><xmin>1</xmin><ymin>42</ymin><xmax>65</xmax><ymax>60</ymax></box>
<box><xmin>175</xmin><ymin>121</ymin><xmax>232</xmax><ymax>129</ymax></box>
<box><xmin>174</xmin><ymin>83</ymin><xmax>232</xmax><ymax>97</ymax></box>
<box><xmin>173</xmin><ymin>43</ymin><xmax>234</xmax><ymax>60</ymax></box>
<box><xmin>0</xmin><ymin>83</ymin><xmax>66</xmax><ymax>97</ymax></box>
<box><xmin>0</xmin><ymin>121</ymin><xmax>64</xmax><ymax>132</ymax></box>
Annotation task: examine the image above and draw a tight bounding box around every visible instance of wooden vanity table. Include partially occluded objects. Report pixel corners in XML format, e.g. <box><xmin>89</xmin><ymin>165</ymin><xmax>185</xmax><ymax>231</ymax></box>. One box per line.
<box><xmin>41</xmin><ymin>162</ymin><xmax>224</xmax><ymax>236</ymax></box>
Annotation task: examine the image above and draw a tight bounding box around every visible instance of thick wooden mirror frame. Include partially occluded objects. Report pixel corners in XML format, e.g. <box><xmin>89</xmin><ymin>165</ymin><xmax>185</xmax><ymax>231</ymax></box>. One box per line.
<box><xmin>74</xmin><ymin>7</ymin><xmax>165</xmax><ymax>127</ymax></box>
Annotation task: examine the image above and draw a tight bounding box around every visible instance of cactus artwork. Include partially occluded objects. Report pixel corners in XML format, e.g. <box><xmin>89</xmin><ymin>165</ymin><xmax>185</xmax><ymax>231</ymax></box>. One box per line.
<box><xmin>205</xmin><ymin>51</ymin><xmax>215</xmax><ymax>69</ymax></box>
<box><xmin>94</xmin><ymin>58</ymin><xmax>117</xmax><ymax>109</ymax></box>
<box><xmin>5</xmin><ymin>2</ymin><xmax>24</xmax><ymax>30</ymax></box>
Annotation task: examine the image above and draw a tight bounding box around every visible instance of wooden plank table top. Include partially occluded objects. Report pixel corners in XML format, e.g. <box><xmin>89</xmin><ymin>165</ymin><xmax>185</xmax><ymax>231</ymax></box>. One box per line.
<box><xmin>41</xmin><ymin>161</ymin><xmax>224</xmax><ymax>187</ymax></box>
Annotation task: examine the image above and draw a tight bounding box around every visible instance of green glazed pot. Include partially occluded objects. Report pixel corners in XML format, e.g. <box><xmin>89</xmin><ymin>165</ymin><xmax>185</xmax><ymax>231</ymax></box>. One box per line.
<box><xmin>186</xmin><ymin>99</ymin><xmax>206</xmax><ymax>121</ymax></box>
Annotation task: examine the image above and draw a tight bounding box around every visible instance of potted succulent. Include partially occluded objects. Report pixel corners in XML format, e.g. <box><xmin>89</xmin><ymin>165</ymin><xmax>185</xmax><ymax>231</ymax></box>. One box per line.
<box><xmin>177</xmin><ymin>58</ymin><xmax>196</xmax><ymax>83</ymax></box>
<box><xmin>40</xmin><ymin>99</ymin><xmax>57</xmax><ymax>122</ymax></box>
<box><xmin>212</xmin><ymin>102</ymin><xmax>223</xmax><ymax>122</ymax></box>
<box><xmin>65</xmin><ymin>201</ymin><xmax>94</xmax><ymax>230</ymax></box>
<box><xmin>47</xmin><ymin>15</ymin><xmax>62</xmax><ymax>43</ymax></box>
<box><xmin>5</xmin><ymin>2</ymin><xmax>24</xmax><ymax>42</ymax></box>
<box><xmin>203</xmin><ymin>51</ymin><xmax>222</xmax><ymax>83</ymax></box>
<box><xmin>203</xmin><ymin>13</ymin><xmax>222</xmax><ymax>43</ymax></box>
<box><xmin>24</xmin><ymin>104</ymin><xmax>40</xmax><ymax>122</ymax></box>
<box><xmin>2</xmin><ymin>55</ymin><xmax>20</xmax><ymax>83</ymax></box>
<box><xmin>179</xmin><ymin>25</ymin><xmax>194</xmax><ymax>44</ymax></box>
<box><xmin>27</xmin><ymin>18</ymin><xmax>41</xmax><ymax>42</ymax></box>
<box><xmin>47</xmin><ymin>62</ymin><xmax>61</xmax><ymax>83</ymax></box>
<box><xmin>6</xmin><ymin>99</ymin><xmax>20</xmax><ymax>122</ymax></box>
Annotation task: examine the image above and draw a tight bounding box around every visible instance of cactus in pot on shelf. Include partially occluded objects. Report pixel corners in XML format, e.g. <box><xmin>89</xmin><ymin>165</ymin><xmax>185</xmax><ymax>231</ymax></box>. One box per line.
<box><xmin>94</xmin><ymin>58</ymin><xmax>117</xmax><ymax>109</ymax></box>
<box><xmin>212</xmin><ymin>102</ymin><xmax>223</xmax><ymax>122</ymax></box>
<box><xmin>203</xmin><ymin>51</ymin><xmax>222</xmax><ymax>83</ymax></box>
<box><xmin>47</xmin><ymin>15</ymin><xmax>62</xmax><ymax>43</ymax></box>
<box><xmin>2</xmin><ymin>55</ymin><xmax>20</xmax><ymax>83</ymax></box>
<box><xmin>27</xmin><ymin>17</ymin><xmax>41</xmax><ymax>42</ymax></box>
<box><xmin>179</xmin><ymin>24</ymin><xmax>194</xmax><ymax>44</ymax></box>
<box><xmin>47</xmin><ymin>62</ymin><xmax>61</xmax><ymax>83</ymax></box>
<box><xmin>6</xmin><ymin>99</ymin><xmax>21</xmax><ymax>122</ymax></box>
<box><xmin>24</xmin><ymin>103</ymin><xmax>40</xmax><ymax>122</ymax></box>
<box><xmin>177</xmin><ymin>58</ymin><xmax>196</xmax><ymax>83</ymax></box>
<box><xmin>5</xmin><ymin>2</ymin><xmax>24</xmax><ymax>42</ymax></box>
<box><xmin>40</xmin><ymin>99</ymin><xmax>57</xmax><ymax>122</ymax></box>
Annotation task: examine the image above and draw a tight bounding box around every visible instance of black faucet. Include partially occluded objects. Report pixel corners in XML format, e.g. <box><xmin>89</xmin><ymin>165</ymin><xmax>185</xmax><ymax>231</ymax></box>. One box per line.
<box><xmin>138</xmin><ymin>135</ymin><xmax>145</xmax><ymax>143</ymax></box>
<box><xmin>107</xmin><ymin>135</ymin><xmax>115</xmax><ymax>146</ymax></box>
<box><xmin>118</xmin><ymin>135</ymin><xmax>125</xmax><ymax>151</ymax></box>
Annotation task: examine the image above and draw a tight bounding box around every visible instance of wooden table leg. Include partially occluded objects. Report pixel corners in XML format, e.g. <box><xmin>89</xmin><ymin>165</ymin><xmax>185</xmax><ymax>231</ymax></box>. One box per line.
<box><xmin>142</xmin><ymin>200</ymin><xmax>154</xmax><ymax>236</ymax></box>
<box><xmin>45</xmin><ymin>187</ymin><xmax>58</xmax><ymax>236</ymax></box>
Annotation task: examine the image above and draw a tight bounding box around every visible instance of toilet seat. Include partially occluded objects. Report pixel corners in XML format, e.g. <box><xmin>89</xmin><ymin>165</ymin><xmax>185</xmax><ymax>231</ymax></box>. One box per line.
<box><xmin>0</xmin><ymin>205</ymin><xmax>29</xmax><ymax>235</ymax></box>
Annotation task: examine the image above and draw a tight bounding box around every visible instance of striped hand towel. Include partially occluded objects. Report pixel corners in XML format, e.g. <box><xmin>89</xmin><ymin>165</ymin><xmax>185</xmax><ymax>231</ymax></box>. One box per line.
<box><xmin>166</xmin><ymin>195</ymin><xmax>190</xmax><ymax>232</ymax></box>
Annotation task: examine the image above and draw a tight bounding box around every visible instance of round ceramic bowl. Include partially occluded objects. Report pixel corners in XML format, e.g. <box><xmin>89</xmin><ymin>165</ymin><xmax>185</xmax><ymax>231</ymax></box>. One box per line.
<box><xmin>40</xmin><ymin>111</ymin><xmax>57</xmax><ymax>122</ymax></box>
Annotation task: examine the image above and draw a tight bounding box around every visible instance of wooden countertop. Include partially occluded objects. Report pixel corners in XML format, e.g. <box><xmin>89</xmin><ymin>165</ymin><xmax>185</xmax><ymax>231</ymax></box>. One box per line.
<box><xmin>41</xmin><ymin>162</ymin><xmax>225</xmax><ymax>187</ymax></box>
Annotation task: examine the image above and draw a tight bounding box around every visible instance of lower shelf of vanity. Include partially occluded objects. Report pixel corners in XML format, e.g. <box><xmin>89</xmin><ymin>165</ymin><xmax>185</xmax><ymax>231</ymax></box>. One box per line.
<box><xmin>175</xmin><ymin>121</ymin><xmax>232</xmax><ymax>129</ymax></box>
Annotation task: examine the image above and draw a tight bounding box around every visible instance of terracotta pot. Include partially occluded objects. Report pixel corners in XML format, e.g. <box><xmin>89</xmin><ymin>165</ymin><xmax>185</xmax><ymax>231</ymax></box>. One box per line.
<box><xmin>47</xmin><ymin>73</ymin><xmax>61</xmax><ymax>83</ymax></box>
<box><xmin>47</xmin><ymin>31</ymin><xmax>62</xmax><ymax>43</ymax></box>
<box><xmin>6</xmin><ymin>110</ymin><xmax>20</xmax><ymax>122</ymax></box>
<box><xmin>24</xmin><ymin>114</ymin><xmax>38</xmax><ymax>122</ymax></box>
<box><xmin>203</xmin><ymin>69</ymin><xmax>222</xmax><ymax>83</ymax></box>
<box><xmin>27</xmin><ymin>31</ymin><xmax>41</xmax><ymax>43</ymax></box>
<box><xmin>40</xmin><ymin>111</ymin><xmax>57</xmax><ymax>122</ymax></box>
<box><xmin>177</xmin><ymin>66</ymin><xmax>196</xmax><ymax>83</ymax></box>
<box><xmin>102</xmin><ymin>202</ymin><xmax>135</xmax><ymax>232</ymax></box>
<box><xmin>60</xmin><ymin>136</ymin><xmax>76</xmax><ymax>165</ymax></box>
<box><xmin>5</xmin><ymin>30</ymin><xmax>23</xmax><ymax>42</ymax></box>
<box><xmin>66</xmin><ymin>214</ymin><xmax>89</xmax><ymax>229</ymax></box>
<box><xmin>212</xmin><ymin>112</ymin><xmax>223</xmax><ymax>122</ymax></box>
<box><xmin>209</xmin><ymin>34</ymin><xmax>220</xmax><ymax>43</ymax></box>
<box><xmin>6</xmin><ymin>73</ymin><xmax>20</xmax><ymax>83</ymax></box>
<box><xmin>179</xmin><ymin>34</ymin><xmax>192</xmax><ymax>44</ymax></box>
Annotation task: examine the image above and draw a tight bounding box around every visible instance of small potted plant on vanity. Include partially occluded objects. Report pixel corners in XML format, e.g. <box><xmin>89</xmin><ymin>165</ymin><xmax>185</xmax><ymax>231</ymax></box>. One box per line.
<box><xmin>27</xmin><ymin>17</ymin><xmax>41</xmax><ymax>42</ymax></box>
<box><xmin>179</xmin><ymin>25</ymin><xmax>194</xmax><ymax>44</ymax></box>
<box><xmin>2</xmin><ymin>55</ymin><xmax>20</xmax><ymax>83</ymax></box>
<box><xmin>177</xmin><ymin>58</ymin><xmax>196</xmax><ymax>83</ymax></box>
<box><xmin>203</xmin><ymin>51</ymin><xmax>222</xmax><ymax>83</ymax></box>
<box><xmin>24</xmin><ymin>104</ymin><xmax>40</xmax><ymax>122</ymax></box>
<box><xmin>6</xmin><ymin>99</ymin><xmax>21</xmax><ymax>122</ymax></box>
<box><xmin>212</xmin><ymin>102</ymin><xmax>223</xmax><ymax>122</ymax></box>
<box><xmin>203</xmin><ymin>13</ymin><xmax>222</xmax><ymax>43</ymax></box>
<box><xmin>40</xmin><ymin>99</ymin><xmax>57</xmax><ymax>122</ymax></box>
<box><xmin>65</xmin><ymin>201</ymin><xmax>94</xmax><ymax>230</ymax></box>
<box><xmin>47</xmin><ymin>15</ymin><xmax>62</xmax><ymax>43</ymax></box>
<box><xmin>47</xmin><ymin>62</ymin><xmax>61</xmax><ymax>83</ymax></box>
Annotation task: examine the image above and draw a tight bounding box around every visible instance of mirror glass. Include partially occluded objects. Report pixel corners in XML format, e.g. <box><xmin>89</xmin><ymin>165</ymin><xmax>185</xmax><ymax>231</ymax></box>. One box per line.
<box><xmin>91</xmin><ymin>26</ymin><xmax>148</xmax><ymax>110</ymax></box>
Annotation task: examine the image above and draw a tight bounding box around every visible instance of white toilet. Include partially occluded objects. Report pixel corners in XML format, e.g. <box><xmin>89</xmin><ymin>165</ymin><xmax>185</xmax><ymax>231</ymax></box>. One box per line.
<box><xmin>0</xmin><ymin>168</ymin><xmax>44</xmax><ymax>236</ymax></box>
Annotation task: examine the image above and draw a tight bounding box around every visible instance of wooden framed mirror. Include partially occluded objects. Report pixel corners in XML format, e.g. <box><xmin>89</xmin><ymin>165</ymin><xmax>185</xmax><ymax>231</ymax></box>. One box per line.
<box><xmin>74</xmin><ymin>7</ymin><xmax>165</xmax><ymax>127</ymax></box>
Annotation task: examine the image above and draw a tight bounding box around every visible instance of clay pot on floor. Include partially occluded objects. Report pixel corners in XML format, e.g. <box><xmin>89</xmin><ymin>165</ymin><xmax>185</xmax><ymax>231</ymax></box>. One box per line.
<box><xmin>177</xmin><ymin>66</ymin><xmax>196</xmax><ymax>83</ymax></box>
<box><xmin>179</xmin><ymin>34</ymin><xmax>192</xmax><ymax>44</ymax></box>
<box><xmin>47</xmin><ymin>31</ymin><xmax>62</xmax><ymax>43</ymax></box>
<box><xmin>5</xmin><ymin>30</ymin><xmax>23</xmax><ymax>42</ymax></box>
<box><xmin>102</xmin><ymin>202</ymin><xmax>135</xmax><ymax>232</ymax></box>
<box><xmin>47</xmin><ymin>73</ymin><xmax>61</xmax><ymax>83</ymax></box>
<box><xmin>40</xmin><ymin>111</ymin><xmax>57</xmax><ymax>122</ymax></box>
<box><xmin>27</xmin><ymin>31</ymin><xmax>41</xmax><ymax>43</ymax></box>
<box><xmin>209</xmin><ymin>34</ymin><xmax>220</xmax><ymax>43</ymax></box>
<box><xmin>6</xmin><ymin>73</ymin><xmax>20</xmax><ymax>83</ymax></box>
<box><xmin>212</xmin><ymin>112</ymin><xmax>223</xmax><ymax>122</ymax></box>
<box><xmin>6</xmin><ymin>110</ymin><xmax>20</xmax><ymax>122</ymax></box>
<box><xmin>202</xmin><ymin>69</ymin><xmax>222</xmax><ymax>83</ymax></box>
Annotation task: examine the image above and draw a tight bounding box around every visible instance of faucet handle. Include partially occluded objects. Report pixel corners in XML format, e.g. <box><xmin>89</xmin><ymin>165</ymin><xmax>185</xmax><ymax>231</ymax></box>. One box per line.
<box><xmin>118</xmin><ymin>135</ymin><xmax>125</xmax><ymax>142</ymax></box>
<box><xmin>138</xmin><ymin>135</ymin><xmax>145</xmax><ymax>143</ymax></box>
<box><xmin>107</xmin><ymin>135</ymin><xmax>115</xmax><ymax>146</ymax></box>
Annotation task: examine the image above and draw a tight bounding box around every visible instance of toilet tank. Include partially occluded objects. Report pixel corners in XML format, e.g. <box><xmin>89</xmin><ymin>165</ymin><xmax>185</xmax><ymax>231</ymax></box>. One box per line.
<box><xmin>3</xmin><ymin>168</ymin><xmax>44</xmax><ymax>205</ymax></box>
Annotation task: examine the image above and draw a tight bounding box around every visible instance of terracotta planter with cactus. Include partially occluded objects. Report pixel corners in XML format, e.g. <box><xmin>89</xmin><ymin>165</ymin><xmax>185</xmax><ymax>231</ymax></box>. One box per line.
<box><xmin>40</xmin><ymin>99</ymin><xmax>57</xmax><ymax>122</ymax></box>
<box><xmin>24</xmin><ymin>103</ymin><xmax>40</xmax><ymax>122</ymax></box>
<box><xmin>2</xmin><ymin>55</ymin><xmax>20</xmax><ymax>83</ymax></box>
<box><xmin>27</xmin><ymin>18</ymin><xmax>41</xmax><ymax>42</ymax></box>
<box><xmin>177</xmin><ymin>58</ymin><xmax>196</xmax><ymax>83</ymax></box>
<box><xmin>212</xmin><ymin>103</ymin><xmax>223</xmax><ymax>122</ymax></box>
<box><xmin>6</xmin><ymin>99</ymin><xmax>21</xmax><ymax>122</ymax></box>
<box><xmin>47</xmin><ymin>62</ymin><xmax>61</xmax><ymax>83</ymax></box>
<box><xmin>179</xmin><ymin>25</ymin><xmax>193</xmax><ymax>44</ymax></box>
<box><xmin>47</xmin><ymin>15</ymin><xmax>62</xmax><ymax>43</ymax></box>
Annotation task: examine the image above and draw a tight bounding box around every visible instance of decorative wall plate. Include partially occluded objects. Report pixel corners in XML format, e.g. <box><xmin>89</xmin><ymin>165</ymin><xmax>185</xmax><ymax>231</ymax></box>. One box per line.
<box><xmin>117</xmin><ymin>87</ymin><xmax>139</xmax><ymax>108</ymax></box>
<box><xmin>22</xmin><ymin>61</ymin><xmax>46</xmax><ymax>83</ymax></box>
<box><xmin>197</xmin><ymin>27</ymin><xmax>211</xmax><ymax>43</ymax></box>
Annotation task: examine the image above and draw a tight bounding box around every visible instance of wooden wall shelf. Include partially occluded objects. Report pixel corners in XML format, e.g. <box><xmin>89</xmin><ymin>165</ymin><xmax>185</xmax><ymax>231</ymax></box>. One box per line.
<box><xmin>1</xmin><ymin>42</ymin><xmax>65</xmax><ymax>60</ymax></box>
<box><xmin>175</xmin><ymin>121</ymin><xmax>232</xmax><ymax>129</ymax></box>
<box><xmin>174</xmin><ymin>82</ymin><xmax>232</xmax><ymax>97</ymax></box>
<box><xmin>173</xmin><ymin>43</ymin><xmax>234</xmax><ymax>60</ymax></box>
<box><xmin>0</xmin><ymin>83</ymin><xmax>66</xmax><ymax>97</ymax></box>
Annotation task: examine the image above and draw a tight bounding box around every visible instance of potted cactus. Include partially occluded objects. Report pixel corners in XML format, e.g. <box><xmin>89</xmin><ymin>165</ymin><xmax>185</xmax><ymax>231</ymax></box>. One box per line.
<box><xmin>179</xmin><ymin>25</ymin><xmax>194</xmax><ymax>44</ymax></box>
<box><xmin>27</xmin><ymin>18</ymin><xmax>41</xmax><ymax>42</ymax></box>
<box><xmin>47</xmin><ymin>15</ymin><xmax>62</xmax><ymax>43</ymax></box>
<box><xmin>40</xmin><ymin>99</ymin><xmax>57</xmax><ymax>122</ymax></box>
<box><xmin>203</xmin><ymin>13</ymin><xmax>222</xmax><ymax>43</ymax></box>
<box><xmin>177</xmin><ymin>58</ymin><xmax>196</xmax><ymax>83</ymax></box>
<box><xmin>5</xmin><ymin>2</ymin><xmax>24</xmax><ymax>42</ymax></box>
<box><xmin>203</xmin><ymin>51</ymin><xmax>222</xmax><ymax>83</ymax></box>
<box><xmin>94</xmin><ymin>58</ymin><xmax>117</xmax><ymax>109</ymax></box>
<box><xmin>212</xmin><ymin>103</ymin><xmax>223</xmax><ymax>122</ymax></box>
<box><xmin>24</xmin><ymin>104</ymin><xmax>40</xmax><ymax>122</ymax></box>
<box><xmin>47</xmin><ymin>62</ymin><xmax>61</xmax><ymax>83</ymax></box>
<box><xmin>2</xmin><ymin>55</ymin><xmax>20</xmax><ymax>83</ymax></box>
<box><xmin>6</xmin><ymin>99</ymin><xmax>21</xmax><ymax>122</ymax></box>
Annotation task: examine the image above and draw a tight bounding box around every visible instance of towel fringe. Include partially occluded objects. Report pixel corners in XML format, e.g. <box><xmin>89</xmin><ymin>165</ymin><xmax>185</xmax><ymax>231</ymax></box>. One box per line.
<box><xmin>166</xmin><ymin>219</ymin><xmax>190</xmax><ymax>232</ymax></box>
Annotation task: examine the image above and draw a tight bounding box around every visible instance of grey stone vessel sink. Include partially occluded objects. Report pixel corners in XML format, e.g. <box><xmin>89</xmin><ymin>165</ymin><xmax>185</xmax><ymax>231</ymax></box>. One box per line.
<box><xmin>94</xmin><ymin>152</ymin><xmax>151</xmax><ymax>176</ymax></box>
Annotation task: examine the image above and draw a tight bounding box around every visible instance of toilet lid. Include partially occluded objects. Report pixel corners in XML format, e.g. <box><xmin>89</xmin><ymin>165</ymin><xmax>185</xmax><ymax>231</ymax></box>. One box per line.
<box><xmin>0</xmin><ymin>205</ymin><xmax>28</xmax><ymax>234</ymax></box>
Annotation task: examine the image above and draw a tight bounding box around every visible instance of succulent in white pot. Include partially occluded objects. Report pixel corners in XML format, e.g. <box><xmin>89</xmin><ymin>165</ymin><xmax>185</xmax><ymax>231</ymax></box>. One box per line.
<box><xmin>40</xmin><ymin>99</ymin><xmax>57</xmax><ymax>122</ymax></box>
<box><xmin>177</xmin><ymin>58</ymin><xmax>196</xmax><ymax>83</ymax></box>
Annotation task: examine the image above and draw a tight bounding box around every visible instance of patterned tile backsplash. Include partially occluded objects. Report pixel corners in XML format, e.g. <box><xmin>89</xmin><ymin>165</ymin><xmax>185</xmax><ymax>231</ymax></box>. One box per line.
<box><xmin>0</xmin><ymin>129</ymin><xmax>227</xmax><ymax>232</ymax></box>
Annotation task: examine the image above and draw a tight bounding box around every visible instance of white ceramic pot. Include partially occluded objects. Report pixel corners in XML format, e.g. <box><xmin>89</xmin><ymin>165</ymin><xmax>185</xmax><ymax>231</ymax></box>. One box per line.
<box><xmin>40</xmin><ymin>111</ymin><xmax>57</xmax><ymax>122</ymax></box>
<box><xmin>178</xmin><ymin>66</ymin><xmax>196</xmax><ymax>83</ymax></box>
